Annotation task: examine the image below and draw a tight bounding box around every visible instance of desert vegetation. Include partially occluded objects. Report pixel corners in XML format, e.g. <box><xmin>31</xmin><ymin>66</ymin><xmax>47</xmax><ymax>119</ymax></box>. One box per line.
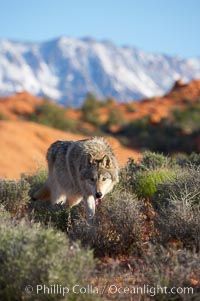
<box><xmin>0</xmin><ymin>152</ymin><xmax>199</xmax><ymax>300</ymax></box>
<box><xmin>1</xmin><ymin>80</ymin><xmax>200</xmax><ymax>299</ymax></box>
<box><xmin>116</xmin><ymin>99</ymin><xmax>200</xmax><ymax>153</ymax></box>
<box><xmin>23</xmin><ymin>90</ymin><xmax>200</xmax><ymax>155</ymax></box>
<box><xmin>28</xmin><ymin>98</ymin><xmax>79</xmax><ymax>132</ymax></box>
<box><xmin>2</xmin><ymin>80</ymin><xmax>200</xmax><ymax>157</ymax></box>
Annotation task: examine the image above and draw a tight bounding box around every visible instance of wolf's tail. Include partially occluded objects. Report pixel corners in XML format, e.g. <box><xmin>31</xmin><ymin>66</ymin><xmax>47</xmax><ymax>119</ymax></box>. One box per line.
<box><xmin>33</xmin><ymin>183</ymin><xmax>50</xmax><ymax>201</ymax></box>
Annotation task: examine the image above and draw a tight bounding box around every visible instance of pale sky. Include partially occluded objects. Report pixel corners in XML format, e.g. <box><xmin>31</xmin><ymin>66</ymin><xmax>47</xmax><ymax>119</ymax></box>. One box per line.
<box><xmin>0</xmin><ymin>0</ymin><xmax>199</xmax><ymax>57</ymax></box>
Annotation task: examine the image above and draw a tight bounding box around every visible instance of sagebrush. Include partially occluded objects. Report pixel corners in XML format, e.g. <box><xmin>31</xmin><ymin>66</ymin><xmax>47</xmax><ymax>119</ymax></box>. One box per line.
<box><xmin>0</xmin><ymin>151</ymin><xmax>200</xmax><ymax>300</ymax></box>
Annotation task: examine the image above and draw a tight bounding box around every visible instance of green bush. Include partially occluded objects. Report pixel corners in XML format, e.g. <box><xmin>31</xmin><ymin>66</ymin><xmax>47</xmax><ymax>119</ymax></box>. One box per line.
<box><xmin>0</xmin><ymin>178</ymin><xmax>30</xmax><ymax>213</ymax></box>
<box><xmin>0</xmin><ymin>207</ymin><xmax>97</xmax><ymax>301</ymax></box>
<box><xmin>120</xmin><ymin>153</ymin><xmax>176</xmax><ymax>199</ymax></box>
<box><xmin>118</xmin><ymin>152</ymin><xmax>177</xmax><ymax>198</ymax></box>
<box><xmin>134</xmin><ymin>168</ymin><xmax>176</xmax><ymax>199</ymax></box>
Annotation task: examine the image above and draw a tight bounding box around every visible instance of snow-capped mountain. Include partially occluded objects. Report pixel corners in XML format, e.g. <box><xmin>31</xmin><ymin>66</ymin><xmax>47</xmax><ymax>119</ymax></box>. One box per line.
<box><xmin>0</xmin><ymin>36</ymin><xmax>200</xmax><ymax>106</ymax></box>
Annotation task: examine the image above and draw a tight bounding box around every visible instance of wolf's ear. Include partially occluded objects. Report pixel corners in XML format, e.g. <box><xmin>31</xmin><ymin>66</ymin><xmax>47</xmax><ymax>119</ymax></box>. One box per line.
<box><xmin>102</xmin><ymin>155</ymin><xmax>112</xmax><ymax>169</ymax></box>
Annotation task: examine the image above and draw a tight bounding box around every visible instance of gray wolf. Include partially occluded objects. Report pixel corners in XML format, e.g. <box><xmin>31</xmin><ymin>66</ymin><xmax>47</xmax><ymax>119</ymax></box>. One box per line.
<box><xmin>34</xmin><ymin>137</ymin><xmax>119</xmax><ymax>224</ymax></box>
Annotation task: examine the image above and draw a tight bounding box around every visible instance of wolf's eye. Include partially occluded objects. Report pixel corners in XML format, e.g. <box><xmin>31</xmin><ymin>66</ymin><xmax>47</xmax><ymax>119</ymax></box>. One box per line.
<box><xmin>102</xmin><ymin>177</ymin><xmax>107</xmax><ymax>181</ymax></box>
<box><xmin>90</xmin><ymin>178</ymin><xmax>95</xmax><ymax>182</ymax></box>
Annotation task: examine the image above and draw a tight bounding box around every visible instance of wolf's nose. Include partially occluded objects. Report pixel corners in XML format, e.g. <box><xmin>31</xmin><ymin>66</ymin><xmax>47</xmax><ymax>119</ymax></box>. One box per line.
<box><xmin>96</xmin><ymin>192</ymin><xmax>102</xmax><ymax>198</ymax></box>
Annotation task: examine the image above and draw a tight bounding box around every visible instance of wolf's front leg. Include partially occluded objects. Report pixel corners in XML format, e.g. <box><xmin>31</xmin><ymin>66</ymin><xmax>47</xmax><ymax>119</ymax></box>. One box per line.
<box><xmin>84</xmin><ymin>195</ymin><xmax>96</xmax><ymax>225</ymax></box>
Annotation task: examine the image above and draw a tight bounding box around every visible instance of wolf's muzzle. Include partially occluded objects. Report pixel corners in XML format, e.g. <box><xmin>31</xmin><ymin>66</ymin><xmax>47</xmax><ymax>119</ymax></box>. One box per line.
<box><xmin>95</xmin><ymin>191</ymin><xmax>103</xmax><ymax>206</ymax></box>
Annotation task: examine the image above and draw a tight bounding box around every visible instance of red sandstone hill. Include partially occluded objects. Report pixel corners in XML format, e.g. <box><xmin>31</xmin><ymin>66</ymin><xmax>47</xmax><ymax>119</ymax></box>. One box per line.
<box><xmin>0</xmin><ymin>120</ymin><xmax>140</xmax><ymax>179</ymax></box>
<box><xmin>1</xmin><ymin>79</ymin><xmax>200</xmax><ymax>178</ymax></box>
<box><xmin>0</xmin><ymin>92</ymin><xmax>43</xmax><ymax>120</ymax></box>
<box><xmin>107</xmin><ymin>79</ymin><xmax>200</xmax><ymax>124</ymax></box>
<box><xmin>1</xmin><ymin>79</ymin><xmax>200</xmax><ymax>125</ymax></box>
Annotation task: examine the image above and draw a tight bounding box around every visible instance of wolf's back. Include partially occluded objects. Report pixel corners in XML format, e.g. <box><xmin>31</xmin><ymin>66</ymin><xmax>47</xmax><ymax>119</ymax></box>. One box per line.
<box><xmin>47</xmin><ymin>140</ymin><xmax>73</xmax><ymax>169</ymax></box>
<box><xmin>46</xmin><ymin>138</ymin><xmax>119</xmax><ymax>182</ymax></box>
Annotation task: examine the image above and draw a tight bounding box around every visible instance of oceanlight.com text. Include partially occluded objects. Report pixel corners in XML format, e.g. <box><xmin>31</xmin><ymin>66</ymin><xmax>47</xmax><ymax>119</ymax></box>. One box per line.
<box><xmin>24</xmin><ymin>283</ymin><xmax>194</xmax><ymax>297</ymax></box>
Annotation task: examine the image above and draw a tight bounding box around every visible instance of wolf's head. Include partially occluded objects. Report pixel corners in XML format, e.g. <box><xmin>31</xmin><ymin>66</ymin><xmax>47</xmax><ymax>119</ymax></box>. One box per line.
<box><xmin>80</xmin><ymin>166</ymin><xmax>114</xmax><ymax>205</ymax></box>
<box><xmin>79</xmin><ymin>149</ymin><xmax>119</xmax><ymax>224</ymax></box>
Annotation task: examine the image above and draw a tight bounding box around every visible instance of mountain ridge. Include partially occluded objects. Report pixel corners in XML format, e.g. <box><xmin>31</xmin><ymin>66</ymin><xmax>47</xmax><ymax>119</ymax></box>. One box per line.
<box><xmin>0</xmin><ymin>36</ymin><xmax>200</xmax><ymax>106</ymax></box>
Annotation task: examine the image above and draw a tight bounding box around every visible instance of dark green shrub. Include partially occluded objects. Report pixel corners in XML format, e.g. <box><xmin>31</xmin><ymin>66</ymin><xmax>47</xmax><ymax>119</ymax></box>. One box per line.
<box><xmin>23</xmin><ymin>168</ymin><xmax>47</xmax><ymax>200</ymax></box>
<box><xmin>182</xmin><ymin>98</ymin><xmax>191</xmax><ymax>105</ymax></box>
<box><xmin>117</xmin><ymin>157</ymin><xmax>141</xmax><ymax>193</ymax></box>
<box><xmin>126</xmin><ymin>103</ymin><xmax>136</xmax><ymax>113</ymax></box>
<box><xmin>99</xmin><ymin>97</ymin><xmax>115</xmax><ymax>107</ymax></box>
<box><xmin>176</xmin><ymin>153</ymin><xmax>200</xmax><ymax>168</ymax></box>
<box><xmin>172</xmin><ymin>104</ymin><xmax>200</xmax><ymax>132</ymax></box>
<box><xmin>139</xmin><ymin>152</ymin><xmax>172</xmax><ymax>170</ymax></box>
<box><xmin>119</xmin><ymin>115</ymin><xmax>150</xmax><ymax>139</ymax></box>
<box><xmin>105</xmin><ymin>108</ymin><xmax>125</xmax><ymax>128</ymax></box>
<box><xmin>81</xmin><ymin>93</ymin><xmax>101</xmax><ymax>126</ymax></box>
<box><xmin>28</xmin><ymin>99</ymin><xmax>78</xmax><ymax>132</ymax></box>
<box><xmin>0</xmin><ymin>178</ymin><xmax>30</xmax><ymax>213</ymax></box>
<box><xmin>30</xmin><ymin>202</ymin><xmax>71</xmax><ymax>233</ymax></box>
<box><xmin>186</xmin><ymin>153</ymin><xmax>200</xmax><ymax>166</ymax></box>
<box><xmin>0</xmin><ymin>207</ymin><xmax>97</xmax><ymax>301</ymax></box>
<box><xmin>119</xmin><ymin>103</ymin><xmax>200</xmax><ymax>154</ymax></box>
<box><xmin>154</xmin><ymin>168</ymin><xmax>200</xmax><ymax>250</ymax></box>
<box><xmin>25</xmin><ymin>169</ymin><xmax>73</xmax><ymax>232</ymax></box>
